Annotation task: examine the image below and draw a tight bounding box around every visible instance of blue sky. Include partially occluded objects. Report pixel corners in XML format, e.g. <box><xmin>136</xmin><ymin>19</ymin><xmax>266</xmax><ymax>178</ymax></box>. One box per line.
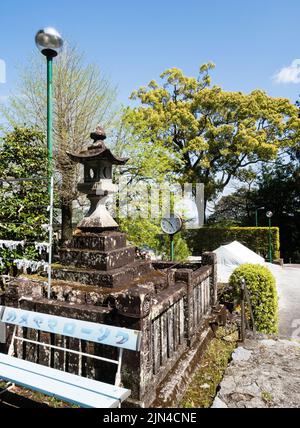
<box><xmin>1</xmin><ymin>0</ymin><xmax>300</xmax><ymax>106</ymax></box>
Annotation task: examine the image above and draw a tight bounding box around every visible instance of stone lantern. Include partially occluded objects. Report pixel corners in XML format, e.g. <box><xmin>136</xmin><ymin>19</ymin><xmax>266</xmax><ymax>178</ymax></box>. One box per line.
<box><xmin>67</xmin><ymin>126</ymin><xmax>128</xmax><ymax>231</ymax></box>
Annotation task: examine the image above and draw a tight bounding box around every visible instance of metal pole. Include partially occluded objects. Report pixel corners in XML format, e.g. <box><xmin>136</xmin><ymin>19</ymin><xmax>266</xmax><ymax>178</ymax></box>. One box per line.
<box><xmin>170</xmin><ymin>235</ymin><xmax>175</xmax><ymax>262</ymax></box>
<box><xmin>47</xmin><ymin>176</ymin><xmax>54</xmax><ymax>299</ymax></box>
<box><xmin>268</xmin><ymin>218</ymin><xmax>273</xmax><ymax>263</ymax></box>
<box><xmin>47</xmin><ymin>55</ymin><xmax>54</xmax><ymax>299</ymax></box>
<box><xmin>244</xmin><ymin>284</ymin><xmax>256</xmax><ymax>335</ymax></box>
<box><xmin>255</xmin><ymin>210</ymin><xmax>258</xmax><ymax>227</ymax></box>
<box><xmin>240</xmin><ymin>279</ymin><xmax>246</xmax><ymax>342</ymax></box>
<box><xmin>47</xmin><ymin>56</ymin><xmax>53</xmax><ymax>176</ymax></box>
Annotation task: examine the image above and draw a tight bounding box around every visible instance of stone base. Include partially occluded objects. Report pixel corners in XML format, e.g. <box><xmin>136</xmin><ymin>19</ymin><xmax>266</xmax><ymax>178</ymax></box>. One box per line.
<box><xmin>52</xmin><ymin>260</ymin><xmax>153</xmax><ymax>288</ymax></box>
<box><xmin>69</xmin><ymin>232</ymin><xmax>127</xmax><ymax>251</ymax></box>
<box><xmin>59</xmin><ymin>246</ymin><xmax>136</xmax><ymax>271</ymax></box>
<box><xmin>60</xmin><ymin>231</ymin><xmax>136</xmax><ymax>271</ymax></box>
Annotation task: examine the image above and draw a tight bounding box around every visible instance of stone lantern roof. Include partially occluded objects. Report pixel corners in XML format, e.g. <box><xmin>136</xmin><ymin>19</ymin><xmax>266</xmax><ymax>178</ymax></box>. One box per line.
<box><xmin>67</xmin><ymin>126</ymin><xmax>128</xmax><ymax>166</ymax></box>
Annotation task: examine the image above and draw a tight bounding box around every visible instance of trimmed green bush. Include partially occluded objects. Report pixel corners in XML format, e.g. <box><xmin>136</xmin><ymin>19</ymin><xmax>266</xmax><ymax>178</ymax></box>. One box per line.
<box><xmin>229</xmin><ymin>264</ymin><xmax>278</xmax><ymax>334</ymax></box>
<box><xmin>187</xmin><ymin>227</ymin><xmax>280</xmax><ymax>260</ymax></box>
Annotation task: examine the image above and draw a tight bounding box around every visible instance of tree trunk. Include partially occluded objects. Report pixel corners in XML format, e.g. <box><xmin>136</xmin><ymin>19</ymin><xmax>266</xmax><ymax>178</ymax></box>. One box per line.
<box><xmin>61</xmin><ymin>201</ymin><xmax>73</xmax><ymax>243</ymax></box>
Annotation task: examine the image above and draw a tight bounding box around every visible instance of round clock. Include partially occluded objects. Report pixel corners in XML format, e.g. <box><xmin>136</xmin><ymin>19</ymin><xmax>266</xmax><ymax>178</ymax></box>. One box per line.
<box><xmin>161</xmin><ymin>214</ymin><xmax>183</xmax><ymax>235</ymax></box>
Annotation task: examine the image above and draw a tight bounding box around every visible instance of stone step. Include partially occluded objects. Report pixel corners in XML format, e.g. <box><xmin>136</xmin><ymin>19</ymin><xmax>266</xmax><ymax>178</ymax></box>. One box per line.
<box><xmin>59</xmin><ymin>246</ymin><xmax>136</xmax><ymax>271</ymax></box>
<box><xmin>52</xmin><ymin>260</ymin><xmax>153</xmax><ymax>288</ymax></box>
<box><xmin>65</xmin><ymin>232</ymin><xmax>127</xmax><ymax>252</ymax></box>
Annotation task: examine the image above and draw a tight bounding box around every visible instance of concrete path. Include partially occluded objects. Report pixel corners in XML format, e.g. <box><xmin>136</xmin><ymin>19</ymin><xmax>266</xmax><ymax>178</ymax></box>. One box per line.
<box><xmin>267</xmin><ymin>264</ymin><xmax>300</xmax><ymax>338</ymax></box>
<box><xmin>212</xmin><ymin>265</ymin><xmax>300</xmax><ymax>408</ymax></box>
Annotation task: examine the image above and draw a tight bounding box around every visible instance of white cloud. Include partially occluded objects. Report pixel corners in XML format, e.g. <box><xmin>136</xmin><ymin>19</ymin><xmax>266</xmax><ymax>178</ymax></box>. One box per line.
<box><xmin>274</xmin><ymin>59</ymin><xmax>300</xmax><ymax>84</ymax></box>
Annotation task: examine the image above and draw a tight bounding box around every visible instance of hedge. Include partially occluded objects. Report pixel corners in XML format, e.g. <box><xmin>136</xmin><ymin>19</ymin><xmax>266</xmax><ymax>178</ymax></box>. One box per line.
<box><xmin>228</xmin><ymin>264</ymin><xmax>278</xmax><ymax>334</ymax></box>
<box><xmin>187</xmin><ymin>227</ymin><xmax>280</xmax><ymax>260</ymax></box>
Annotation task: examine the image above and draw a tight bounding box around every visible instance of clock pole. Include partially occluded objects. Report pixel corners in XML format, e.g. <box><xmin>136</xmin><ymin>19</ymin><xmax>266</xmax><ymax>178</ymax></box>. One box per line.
<box><xmin>160</xmin><ymin>214</ymin><xmax>183</xmax><ymax>262</ymax></box>
<box><xmin>170</xmin><ymin>234</ymin><xmax>175</xmax><ymax>261</ymax></box>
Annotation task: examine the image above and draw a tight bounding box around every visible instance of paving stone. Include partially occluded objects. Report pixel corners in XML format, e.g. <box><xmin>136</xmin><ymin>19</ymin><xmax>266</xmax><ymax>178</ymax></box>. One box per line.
<box><xmin>211</xmin><ymin>397</ymin><xmax>228</xmax><ymax>408</ymax></box>
<box><xmin>213</xmin><ymin>339</ymin><xmax>300</xmax><ymax>408</ymax></box>
<box><xmin>260</xmin><ymin>339</ymin><xmax>277</xmax><ymax>347</ymax></box>
<box><xmin>231</xmin><ymin>347</ymin><xmax>253</xmax><ymax>362</ymax></box>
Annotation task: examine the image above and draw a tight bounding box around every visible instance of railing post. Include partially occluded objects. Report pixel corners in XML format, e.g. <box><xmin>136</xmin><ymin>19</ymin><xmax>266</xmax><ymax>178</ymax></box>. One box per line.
<box><xmin>240</xmin><ymin>278</ymin><xmax>246</xmax><ymax>342</ymax></box>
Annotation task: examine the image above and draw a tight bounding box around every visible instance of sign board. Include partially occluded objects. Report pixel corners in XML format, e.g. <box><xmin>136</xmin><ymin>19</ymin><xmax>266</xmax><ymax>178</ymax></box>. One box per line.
<box><xmin>0</xmin><ymin>306</ymin><xmax>141</xmax><ymax>352</ymax></box>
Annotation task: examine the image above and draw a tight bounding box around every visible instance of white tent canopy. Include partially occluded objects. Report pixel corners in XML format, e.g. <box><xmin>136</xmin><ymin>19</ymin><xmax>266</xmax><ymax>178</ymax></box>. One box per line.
<box><xmin>214</xmin><ymin>241</ymin><xmax>265</xmax><ymax>283</ymax></box>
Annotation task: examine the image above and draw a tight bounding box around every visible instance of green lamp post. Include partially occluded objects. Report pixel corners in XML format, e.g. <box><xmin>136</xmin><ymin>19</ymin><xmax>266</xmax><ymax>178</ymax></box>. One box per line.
<box><xmin>266</xmin><ymin>211</ymin><xmax>274</xmax><ymax>263</ymax></box>
<box><xmin>255</xmin><ymin>206</ymin><xmax>265</xmax><ymax>227</ymax></box>
<box><xmin>35</xmin><ymin>27</ymin><xmax>63</xmax><ymax>176</ymax></box>
<box><xmin>35</xmin><ymin>27</ymin><xmax>63</xmax><ymax>298</ymax></box>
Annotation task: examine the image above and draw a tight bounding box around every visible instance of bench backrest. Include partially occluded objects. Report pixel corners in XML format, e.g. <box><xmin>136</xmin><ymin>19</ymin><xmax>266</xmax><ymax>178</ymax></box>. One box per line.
<box><xmin>0</xmin><ymin>306</ymin><xmax>141</xmax><ymax>352</ymax></box>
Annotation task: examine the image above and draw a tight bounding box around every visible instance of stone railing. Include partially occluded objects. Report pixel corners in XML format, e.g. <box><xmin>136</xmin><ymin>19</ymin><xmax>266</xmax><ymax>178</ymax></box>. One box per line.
<box><xmin>120</xmin><ymin>259</ymin><xmax>218</xmax><ymax>407</ymax></box>
<box><xmin>2</xmin><ymin>253</ymin><xmax>225</xmax><ymax>408</ymax></box>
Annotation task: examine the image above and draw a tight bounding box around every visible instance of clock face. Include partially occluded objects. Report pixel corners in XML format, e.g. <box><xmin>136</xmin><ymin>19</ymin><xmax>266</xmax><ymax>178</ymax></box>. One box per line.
<box><xmin>161</xmin><ymin>215</ymin><xmax>182</xmax><ymax>235</ymax></box>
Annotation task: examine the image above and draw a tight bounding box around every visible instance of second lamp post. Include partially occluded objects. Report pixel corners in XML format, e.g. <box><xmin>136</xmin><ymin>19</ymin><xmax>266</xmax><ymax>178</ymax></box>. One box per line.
<box><xmin>266</xmin><ymin>211</ymin><xmax>274</xmax><ymax>263</ymax></box>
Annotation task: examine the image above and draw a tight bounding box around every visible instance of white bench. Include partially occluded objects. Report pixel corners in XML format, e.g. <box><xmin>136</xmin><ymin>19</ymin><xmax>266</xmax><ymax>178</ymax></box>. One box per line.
<box><xmin>0</xmin><ymin>305</ymin><xmax>141</xmax><ymax>408</ymax></box>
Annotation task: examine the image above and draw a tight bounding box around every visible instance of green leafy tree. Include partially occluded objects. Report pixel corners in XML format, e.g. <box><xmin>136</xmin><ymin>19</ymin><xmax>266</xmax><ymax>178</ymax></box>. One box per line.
<box><xmin>208</xmin><ymin>158</ymin><xmax>300</xmax><ymax>262</ymax></box>
<box><xmin>2</xmin><ymin>45</ymin><xmax>117</xmax><ymax>241</ymax></box>
<box><xmin>208</xmin><ymin>190</ymin><xmax>251</xmax><ymax>226</ymax></box>
<box><xmin>124</xmin><ymin>64</ymin><xmax>300</xmax><ymax>213</ymax></box>
<box><xmin>252</xmin><ymin>161</ymin><xmax>300</xmax><ymax>262</ymax></box>
<box><xmin>120</xmin><ymin>216</ymin><xmax>191</xmax><ymax>261</ymax></box>
<box><xmin>0</xmin><ymin>127</ymin><xmax>48</xmax><ymax>274</ymax></box>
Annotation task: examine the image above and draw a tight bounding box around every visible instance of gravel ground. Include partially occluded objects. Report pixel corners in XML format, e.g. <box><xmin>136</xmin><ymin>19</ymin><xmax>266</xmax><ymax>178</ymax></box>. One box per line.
<box><xmin>212</xmin><ymin>338</ymin><xmax>300</xmax><ymax>408</ymax></box>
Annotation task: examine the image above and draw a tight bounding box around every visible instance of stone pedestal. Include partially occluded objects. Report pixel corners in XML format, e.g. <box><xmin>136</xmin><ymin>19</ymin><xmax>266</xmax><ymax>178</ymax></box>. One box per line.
<box><xmin>53</xmin><ymin>231</ymin><xmax>153</xmax><ymax>288</ymax></box>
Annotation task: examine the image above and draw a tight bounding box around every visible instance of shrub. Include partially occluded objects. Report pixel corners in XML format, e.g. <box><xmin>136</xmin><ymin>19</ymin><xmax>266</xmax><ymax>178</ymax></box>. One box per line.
<box><xmin>0</xmin><ymin>127</ymin><xmax>48</xmax><ymax>274</ymax></box>
<box><xmin>187</xmin><ymin>227</ymin><xmax>280</xmax><ymax>260</ymax></box>
<box><xmin>229</xmin><ymin>264</ymin><xmax>278</xmax><ymax>334</ymax></box>
<box><xmin>157</xmin><ymin>234</ymin><xmax>191</xmax><ymax>261</ymax></box>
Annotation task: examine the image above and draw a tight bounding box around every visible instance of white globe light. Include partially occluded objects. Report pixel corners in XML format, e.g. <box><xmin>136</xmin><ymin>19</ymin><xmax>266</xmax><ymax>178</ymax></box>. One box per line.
<box><xmin>35</xmin><ymin>27</ymin><xmax>63</xmax><ymax>57</ymax></box>
<box><xmin>266</xmin><ymin>211</ymin><xmax>273</xmax><ymax>218</ymax></box>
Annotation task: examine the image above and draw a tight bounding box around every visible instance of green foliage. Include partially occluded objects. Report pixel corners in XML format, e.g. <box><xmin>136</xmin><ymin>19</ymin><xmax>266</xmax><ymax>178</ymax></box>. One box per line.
<box><xmin>0</xmin><ymin>127</ymin><xmax>48</xmax><ymax>274</ymax></box>
<box><xmin>120</xmin><ymin>216</ymin><xmax>191</xmax><ymax>261</ymax></box>
<box><xmin>1</xmin><ymin>45</ymin><xmax>117</xmax><ymax>241</ymax></box>
<box><xmin>124</xmin><ymin>64</ymin><xmax>300</xmax><ymax>203</ymax></box>
<box><xmin>229</xmin><ymin>264</ymin><xmax>278</xmax><ymax>334</ymax></box>
<box><xmin>181</xmin><ymin>327</ymin><xmax>238</xmax><ymax>408</ymax></box>
<box><xmin>208</xmin><ymin>157</ymin><xmax>300</xmax><ymax>262</ymax></box>
<box><xmin>157</xmin><ymin>233</ymin><xmax>191</xmax><ymax>262</ymax></box>
<box><xmin>208</xmin><ymin>188</ymin><xmax>254</xmax><ymax>226</ymax></box>
<box><xmin>119</xmin><ymin>217</ymin><xmax>161</xmax><ymax>250</ymax></box>
<box><xmin>252</xmin><ymin>161</ymin><xmax>300</xmax><ymax>262</ymax></box>
<box><xmin>188</xmin><ymin>227</ymin><xmax>280</xmax><ymax>260</ymax></box>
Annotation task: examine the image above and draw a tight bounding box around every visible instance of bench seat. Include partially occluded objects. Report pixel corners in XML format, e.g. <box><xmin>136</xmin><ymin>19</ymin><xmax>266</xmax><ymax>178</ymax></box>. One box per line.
<box><xmin>0</xmin><ymin>354</ymin><xmax>130</xmax><ymax>408</ymax></box>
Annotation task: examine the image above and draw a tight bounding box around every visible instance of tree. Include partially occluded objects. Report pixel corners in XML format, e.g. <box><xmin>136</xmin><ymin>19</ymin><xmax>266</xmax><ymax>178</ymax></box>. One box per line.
<box><xmin>208</xmin><ymin>190</ymin><xmax>250</xmax><ymax>226</ymax></box>
<box><xmin>253</xmin><ymin>161</ymin><xmax>300</xmax><ymax>262</ymax></box>
<box><xmin>0</xmin><ymin>127</ymin><xmax>49</xmax><ymax>274</ymax></box>
<box><xmin>124</xmin><ymin>64</ymin><xmax>300</xmax><ymax>213</ymax></box>
<box><xmin>2</xmin><ymin>45</ymin><xmax>117</xmax><ymax>241</ymax></box>
<box><xmin>109</xmin><ymin>121</ymin><xmax>192</xmax><ymax>259</ymax></box>
<box><xmin>208</xmin><ymin>159</ymin><xmax>300</xmax><ymax>262</ymax></box>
